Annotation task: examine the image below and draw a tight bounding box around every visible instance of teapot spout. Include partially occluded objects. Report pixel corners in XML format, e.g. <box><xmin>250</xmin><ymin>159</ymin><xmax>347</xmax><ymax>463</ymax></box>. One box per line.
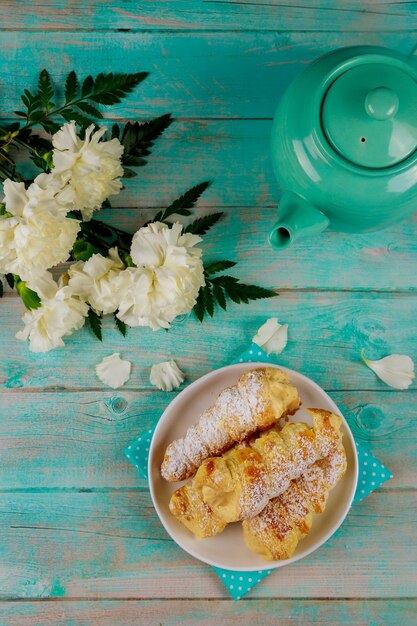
<box><xmin>269</xmin><ymin>192</ymin><xmax>329</xmax><ymax>249</ymax></box>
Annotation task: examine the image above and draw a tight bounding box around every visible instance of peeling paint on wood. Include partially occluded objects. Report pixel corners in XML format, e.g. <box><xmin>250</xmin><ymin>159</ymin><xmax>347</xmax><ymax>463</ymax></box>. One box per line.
<box><xmin>0</xmin><ymin>492</ymin><xmax>416</xmax><ymax>600</ymax></box>
<box><xmin>0</xmin><ymin>1</ymin><xmax>416</xmax><ymax>620</ymax></box>
<box><xmin>0</xmin><ymin>32</ymin><xmax>415</xmax><ymax>119</ymax></box>
<box><xmin>1</xmin><ymin>1</ymin><xmax>417</xmax><ymax>32</ymax></box>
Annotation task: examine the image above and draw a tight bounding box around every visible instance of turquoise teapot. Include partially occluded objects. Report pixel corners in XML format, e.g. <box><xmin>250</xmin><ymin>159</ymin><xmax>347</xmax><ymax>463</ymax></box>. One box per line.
<box><xmin>270</xmin><ymin>46</ymin><xmax>417</xmax><ymax>249</ymax></box>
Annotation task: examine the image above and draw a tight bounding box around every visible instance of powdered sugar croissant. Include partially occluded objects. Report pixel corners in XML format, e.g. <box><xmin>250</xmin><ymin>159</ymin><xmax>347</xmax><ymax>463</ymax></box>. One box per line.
<box><xmin>242</xmin><ymin>443</ymin><xmax>347</xmax><ymax>560</ymax></box>
<box><xmin>169</xmin><ymin>410</ymin><xmax>344</xmax><ymax>538</ymax></box>
<box><xmin>193</xmin><ymin>409</ymin><xmax>343</xmax><ymax>523</ymax></box>
<box><xmin>161</xmin><ymin>367</ymin><xmax>301</xmax><ymax>482</ymax></box>
<box><xmin>169</xmin><ymin>481</ymin><xmax>227</xmax><ymax>539</ymax></box>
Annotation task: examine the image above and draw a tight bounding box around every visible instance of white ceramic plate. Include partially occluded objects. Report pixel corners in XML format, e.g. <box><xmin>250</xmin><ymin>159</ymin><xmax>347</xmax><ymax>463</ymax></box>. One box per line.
<box><xmin>149</xmin><ymin>363</ymin><xmax>358</xmax><ymax>571</ymax></box>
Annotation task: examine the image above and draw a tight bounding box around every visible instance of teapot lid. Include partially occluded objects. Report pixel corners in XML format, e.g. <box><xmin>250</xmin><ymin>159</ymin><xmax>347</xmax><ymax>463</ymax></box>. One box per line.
<box><xmin>322</xmin><ymin>62</ymin><xmax>417</xmax><ymax>168</ymax></box>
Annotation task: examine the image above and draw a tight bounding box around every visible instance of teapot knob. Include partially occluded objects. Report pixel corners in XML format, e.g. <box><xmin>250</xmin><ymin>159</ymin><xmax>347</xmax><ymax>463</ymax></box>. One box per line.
<box><xmin>365</xmin><ymin>86</ymin><xmax>399</xmax><ymax>120</ymax></box>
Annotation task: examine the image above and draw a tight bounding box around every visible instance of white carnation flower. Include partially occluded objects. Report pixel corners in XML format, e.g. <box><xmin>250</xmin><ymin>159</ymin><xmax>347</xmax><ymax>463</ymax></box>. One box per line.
<box><xmin>117</xmin><ymin>222</ymin><xmax>205</xmax><ymax>330</ymax></box>
<box><xmin>68</xmin><ymin>247</ymin><xmax>125</xmax><ymax>314</ymax></box>
<box><xmin>25</xmin><ymin>172</ymin><xmax>70</xmax><ymax>217</ymax></box>
<box><xmin>51</xmin><ymin>121</ymin><xmax>124</xmax><ymax>221</ymax></box>
<box><xmin>0</xmin><ymin>178</ymin><xmax>80</xmax><ymax>281</ymax></box>
<box><xmin>12</xmin><ymin>211</ymin><xmax>80</xmax><ymax>281</ymax></box>
<box><xmin>0</xmin><ymin>214</ymin><xmax>19</xmax><ymax>272</ymax></box>
<box><xmin>15</xmin><ymin>272</ymin><xmax>88</xmax><ymax>353</ymax></box>
<box><xmin>4</xmin><ymin>172</ymin><xmax>70</xmax><ymax>219</ymax></box>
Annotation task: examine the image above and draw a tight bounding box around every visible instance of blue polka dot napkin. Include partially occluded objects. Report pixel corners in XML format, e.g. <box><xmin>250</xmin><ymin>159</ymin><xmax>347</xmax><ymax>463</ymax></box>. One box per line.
<box><xmin>125</xmin><ymin>344</ymin><xmax>392</xmax><ymax>600</ymax></box>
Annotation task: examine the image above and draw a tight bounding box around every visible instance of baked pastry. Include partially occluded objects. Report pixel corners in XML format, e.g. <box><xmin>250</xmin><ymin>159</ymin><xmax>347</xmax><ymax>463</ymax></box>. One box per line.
<box><xmin>242</xmin><ymin>444</ymin><xmax>347</xmax><ymax>560</ymax></box>
<box><xmin>195</xmin><ymin>443</ymin><xmax>271</xmax><ymax>522</ymax></box>
<box><xmin>297</xmin><ymin>441</ymin><xmax>348</xmax><ymax>513</ymax></box>
<box><xmin>169</xmin><ymin>442</ymin><xmax>346</xmax><ymax>543</ymax></box>
<box><xmin>169</xmin><ymin>481</ymin><xmax>226</xmax><ymax>539</ymax></box>
<box><xmin>241</xmin><ymin>485</ymin><xmax>308</xmax><ymax>561</ymax></box>
<box><xmin>161</xmin><ymin>367</ymin><xmax>301</xmax><ymax>482</ymax></box>
<box><xmin>193</xmin><ymin>409</ymin><xmax>343</xmax><ymax>523</ymax></box>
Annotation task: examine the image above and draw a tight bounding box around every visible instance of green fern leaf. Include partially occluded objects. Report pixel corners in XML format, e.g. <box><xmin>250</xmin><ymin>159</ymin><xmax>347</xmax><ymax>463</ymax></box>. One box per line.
<box><xmin>232</xmin><ymin>283</ymin><xmax>276</xmax><ymax>301</ymax></box>
<box><xmin>213</xmin><ymin>283</ymin><xmax>227</xmax><ymax>310</ymax></box>
<box><xmin>203</xmin><ymin>284</ymin><xmax>214</xmax><ymax>317</ymax></box>
<box><xmin>20</xmin><ymin>89</ymin><xmax>42</xmax><ymax>118</ymax></box>
<box><xmin>158</xmin><ymin>181</ymin><xmax>211</xmax><ymax>222</ymax></box>
<box><xmin>114</xmin><ymin>315</ymin><xmax>127</xmax><ymax>337</ymax></box>
<box><xmin>204</xmin><ymin>259</ymin><xmax>237</xmax><ymax>275</ymax></box>
<box><xmin>223</xmin><ymin>283</ymin><xmax>242</xmax><ymax>304</ymax></box>
<box><xmin>20</xmin><ymin>93</ymin><xmax>30</xmax><ymax>108</ymax></box>
<box><xmin>224</xmin><ymin>281</ymin><xmax>276</xmax><ymax>304</ymax></box>
<box><xmin>39</xmin><ymin>119</ymin><xmax>62</xmax><ymax>134</ymax></box>
<box><xmin>87</xmin><ymin>308</ymin><xmax>102</xmax><ymax>341</ymax></box>
<box><xmin>88</xmin><ymin>72</ymin><xmax>148</xmax><ymax>105</ymax></box>
<box><xmin>5</xmin><ymin>274</ymin><xmax>14</xmax><ymax>289</ymax></box>
<box><xmin>60</xmin><ymin>109</ymin><xmax>95</xmax><ymax>129</ymax></box>
<box><xmin>210</xmin><ymin>275</ymin><xmax>240</xmax><ymax>287</ymax></box>
<box><xmin>121</xmin><ymin>167</ymin><xmax>137</xmax><ymax>178</ymax></box>
<box><xmin>184</xmin><ymin>212</ymin><xmax>223</xmax><ymax>236</ymax></box>
<box><xmin>65</xmin><ymin>70</ymin><xmax>79</xmax><ymax>103</ymax></box>
<box><xmin>76</xmin><ymin>101</ymin><xmax>103</xmax><ymax>119</ymax></box>
<box><xmin>38</xmin><ymin>69</ymin><xmax>54</xmax><ymax>111</ymax></box>
<box><xmin>121</xmin><ymin>114</ymin><xmax>172</xmax><ymax>168</ymax></box>
<box><xmin>81</xmin><ymin>75</ymin><xmax>94</xmax><ymax>97</ymax></box>
<box><xmin>193</xmin><ymin>289</ymin><xmax>206</xmax><ymax>322</ymax></box>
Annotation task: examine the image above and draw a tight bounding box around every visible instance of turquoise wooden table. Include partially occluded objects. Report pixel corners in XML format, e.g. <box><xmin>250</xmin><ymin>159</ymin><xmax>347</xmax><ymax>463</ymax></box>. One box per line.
<box><xmin>0</xmin><ymin>2</ymin><xmax>416</xmax><ymax>624</ymax></box>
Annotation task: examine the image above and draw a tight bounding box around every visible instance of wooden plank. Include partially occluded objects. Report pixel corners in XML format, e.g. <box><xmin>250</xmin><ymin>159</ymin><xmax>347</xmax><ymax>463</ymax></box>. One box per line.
<box><xmin>4</xmin><ymin>115</ymin><xmax>417</xmax><ymax>258</ymax></box>
<box><xmin>0</xmin><ymin>599</ymin><xmax>415</xmax><ymax>626</ymax></box>
<box><xmin>96</xmin><ymin>119</ymin><xmax>277</xmax><ymax>209</ymax></box>
<box><xmin>0</xmin><ymin>388</ymin><xmax>412</xmax><ymax>489</ymax></box>
<box><xmin>1</xmin><ymin>1</ymin><xmax>416</xmax><ymax>32</ymax></box>
<box><xmin>98</xmin><ymin>207</ymin><xmax>417</xmax><ymax>290</ymax></box>
<box><xmin>0</xmin><ymin>491</ymin><xmax>415</xmax><ymax>599</ymax></box>
<box><xmin>4</xmin><ymin>116</ymin><xmax>417</xmax><ymax>249</ymax></box>
<box><xmin>2</xmin><ymin>201</ymin><xmax>417</xmax><ymax>291</ymax></box>
<box><xmin>4</xmin><ymin>118</ymin><xmax>279</xmax><ymax>208</ymax></box>
<box><xmin>0</xmin><ymin>32</ymin><xmax>415</xmax><ymax>119</ymax></box>
<box><xmin>1</xmin><ymin>292</ymin><xmax>416</xmax><ymax>392</ymax></box>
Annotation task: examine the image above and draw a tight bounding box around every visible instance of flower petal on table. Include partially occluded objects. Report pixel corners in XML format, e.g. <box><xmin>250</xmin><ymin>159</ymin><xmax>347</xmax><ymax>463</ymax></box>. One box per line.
<box><xmin>150</xmin><ymin>360</ymin><xmax>184</xmax><ymax>391</ymax></box>
<box><xmin>96</xmin><ymin>352</ymin><xmax>132</xmax><ymax>389</ymax></box>
<box><xmin>252</xmin><ymin>317</ymin><xmax>288</xmax><ymax>355</ymax></box>
<box><xmin>361</xmin><ymin>349</ymin><xmax>415</xmax><ymax>390</ymax></box>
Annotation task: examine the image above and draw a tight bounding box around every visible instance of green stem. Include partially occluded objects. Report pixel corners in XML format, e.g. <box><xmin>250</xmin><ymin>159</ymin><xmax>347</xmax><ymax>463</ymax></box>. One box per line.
<box><xmin>13</xmin><ymin>136</ymin><xmax>37</xmax><ymax>153</ymax></box>
<box><xmin>0</xmin><ymin>163</ymin><xmax>23</xmax><ymax>183</ymax></box>
<box><xmin>23</xmin><ymin>93</ymin><xmax>96</xmax><ymax>130</ymax></box>
<box><xmin>90</xmin><ymin>217</ymin><xmax>133</xmax><ymax>237</ymax></box>
<box><xmin>1</xmin><ymin>126</ymin><xmax>35</xmax><ymax>166</ymax></box>
<box><xmin>79</xmin><ymin>218</ymin><xmax>133</xmax><ymax>255</ymax></box>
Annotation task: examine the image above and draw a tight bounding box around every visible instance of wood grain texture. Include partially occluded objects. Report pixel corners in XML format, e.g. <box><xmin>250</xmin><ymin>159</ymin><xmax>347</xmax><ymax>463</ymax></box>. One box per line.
<box><xmin>0</xmin><ymin>600</ymin><xmax>416</xmax><ymax>626</ymax></box>
<box><xmin>99</xmin><ymin>208</ymin><xmax>417</xmax><ymax>291</ymax></box>
<box><xmin>2</xmin><ymin>118</ymin><xmax>279</xmax><ymax>208</ymax></box>
<box><xmin>1</xmin><ymin>292</ymin><xmax>416</xmax><ymax>391</ymax></box>
<box><xmin>1</xmin><ymin>1</ymin><xmax>417</xmax><ymax>32</ymax></box>
<box><xmin>0</xmin><ymin>492</ymin><xmax>416</xmax><ymax>600</ymax></box>
<box><xmin>0</xmin><ymin>32</ymin><xmax>415</xmax><ymax>120</ymax></box>
<box><xmin>0</xmin><ymin>388</ymin><xmax>411</xmax><ymax>490</ymax></box>
<box><xmin>0</xmin><ymin>0</ymin><xmax>416</xmax><ymax>616</ymax></box>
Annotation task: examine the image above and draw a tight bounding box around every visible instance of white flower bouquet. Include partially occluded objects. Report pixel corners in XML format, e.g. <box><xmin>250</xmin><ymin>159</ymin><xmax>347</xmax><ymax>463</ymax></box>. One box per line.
<box><xmin>0</xmin><ymin>69</ymin><xmax>275</xmax><ymax>352</ymax></box>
